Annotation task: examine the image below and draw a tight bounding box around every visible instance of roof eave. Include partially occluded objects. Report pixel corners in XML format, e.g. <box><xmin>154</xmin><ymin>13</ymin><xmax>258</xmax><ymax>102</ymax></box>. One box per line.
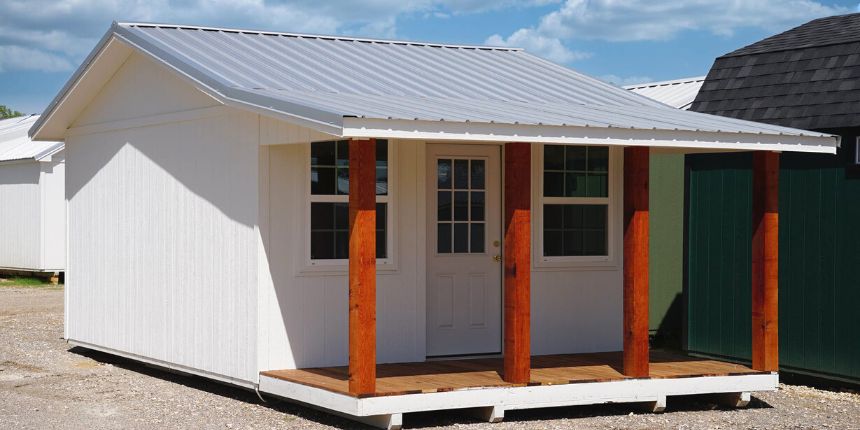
<box><xmin>342</xmin><ymin>118</ymin><xmax>839</xmax><ymax>154</ymax></box>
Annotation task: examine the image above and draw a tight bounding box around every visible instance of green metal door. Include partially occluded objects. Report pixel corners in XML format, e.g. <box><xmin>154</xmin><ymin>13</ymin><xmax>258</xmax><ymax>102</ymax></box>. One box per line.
<box><xmin>686</xmin><ymin>144</ymin><xmax>860</xmax><ymax>382</ymax></box>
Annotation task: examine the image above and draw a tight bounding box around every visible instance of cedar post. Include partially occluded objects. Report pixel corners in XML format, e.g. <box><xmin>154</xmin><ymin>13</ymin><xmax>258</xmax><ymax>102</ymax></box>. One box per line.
<box><xmin>752</xmin><ymin>151</ymin><xmax>779</xmax><ymax>372</ymax></box>
<box><xmin>503</xmin><ymin>142</ymin><xmax>531</xmax><ymax>384</ymax></box>
<box><xmin>348</xmin><ymin>138</ymin><xmax>377</xmax><ymax>395</ymax></box>
<box><xmin>623</xmin><ymin>146</ymin><xmax>649</xmax><ymax>378</ymax></box>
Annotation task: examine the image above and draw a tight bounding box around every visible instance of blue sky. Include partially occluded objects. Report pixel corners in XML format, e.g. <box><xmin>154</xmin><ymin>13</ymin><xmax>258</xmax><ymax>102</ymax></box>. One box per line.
<box><xmin>1</xmin><ymin>0</ymin><xmax>859</xmax><ymax>114</ymax></box>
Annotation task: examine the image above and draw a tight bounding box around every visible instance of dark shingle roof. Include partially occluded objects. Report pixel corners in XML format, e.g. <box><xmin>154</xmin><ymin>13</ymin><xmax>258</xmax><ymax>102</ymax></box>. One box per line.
<box><xmin>690</xmin><ymin>13</ymin><xmax>860</xmax><ymax>130</ymax></box>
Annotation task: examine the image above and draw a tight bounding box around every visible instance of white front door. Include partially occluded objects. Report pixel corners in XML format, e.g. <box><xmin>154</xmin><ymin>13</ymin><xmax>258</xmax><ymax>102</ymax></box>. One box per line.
<box><xmin>426</xmin><ymin>144</ymin><xmax>502</xmax><ymax>357</ymax></box>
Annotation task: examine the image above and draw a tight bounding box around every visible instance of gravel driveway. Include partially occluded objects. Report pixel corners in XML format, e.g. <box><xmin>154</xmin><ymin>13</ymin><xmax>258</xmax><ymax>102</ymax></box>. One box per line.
<box><xmin>1</xmin><ymin>286</ymin><xmax>859</xmax><ymax>429</ymax></box>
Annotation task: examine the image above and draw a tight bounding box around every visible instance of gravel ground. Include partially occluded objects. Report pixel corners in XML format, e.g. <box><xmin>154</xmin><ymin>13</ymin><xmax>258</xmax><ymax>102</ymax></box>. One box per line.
<box><xmin>2</xmin><ymin>286</ymin><xmax>859</xmax><ymax>430</ymax></box>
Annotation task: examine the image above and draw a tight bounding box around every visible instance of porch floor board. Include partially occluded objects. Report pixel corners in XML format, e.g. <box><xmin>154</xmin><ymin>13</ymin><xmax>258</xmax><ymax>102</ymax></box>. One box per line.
<box><xmin>261</xmin><ymin>350</ymin><xmax>762</xmax><ymax>398</ymax></box>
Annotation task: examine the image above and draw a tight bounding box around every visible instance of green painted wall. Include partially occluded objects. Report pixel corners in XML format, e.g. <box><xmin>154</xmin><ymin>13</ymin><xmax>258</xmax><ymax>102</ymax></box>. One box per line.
<box><xmin>686</xmin><ymin>141</ymin><xmax>860</xmax><ymax>382</ymax></box>
<box><xmin>648</xmin><ymin>152</ymin><xmax>685</xmax><ymax>347</ymax></box>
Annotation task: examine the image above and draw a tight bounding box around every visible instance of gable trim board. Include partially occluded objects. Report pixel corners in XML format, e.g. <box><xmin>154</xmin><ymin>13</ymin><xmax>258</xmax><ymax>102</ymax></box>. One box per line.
<box><xmin>31</xmin><ymin>22</ymin><xmax>837</xmax><ymax>155</ymax></box>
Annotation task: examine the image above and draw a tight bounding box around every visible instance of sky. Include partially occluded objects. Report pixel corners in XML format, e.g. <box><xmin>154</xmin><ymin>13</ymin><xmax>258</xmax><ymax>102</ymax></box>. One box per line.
<box><xmin>1</xmin><ymin>0</ymin><xmax>860</xmax><ymax>114</ymax></box>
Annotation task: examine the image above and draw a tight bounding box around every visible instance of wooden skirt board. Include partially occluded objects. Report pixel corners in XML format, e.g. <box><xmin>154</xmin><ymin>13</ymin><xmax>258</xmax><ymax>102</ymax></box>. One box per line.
<box><xmin>261</xmin><ymin>350</ymin><xmax>764</xmax><ymax>398</ymax></box>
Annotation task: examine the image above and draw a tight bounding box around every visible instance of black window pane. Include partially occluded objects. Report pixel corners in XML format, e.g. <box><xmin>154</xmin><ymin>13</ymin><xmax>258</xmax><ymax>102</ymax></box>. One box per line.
<box><xmin>470</xmin><ymin>223</ymin><xmax>485</xmax><ymax>253</ymax></box>
<box><xmin>544</xmin><ymin>145</ymin><xmax>565</xmax><ymax>170</ymax></box>
<box><xmin>311</xmin><ymin>167</ymin><xmax>336</xmax><ymax>195</ymax></box>
<box><xmin>437</xmin><ymin>159</ymin><xmax>452</xmax><ymax>189</ymax></box>
<box><xmin>336</xmin><ymin>140</ymin><xmax>349</xmax><ymax>167</ymax></box>
<box><xmin>454</xmin><ymin>191</ymin><xmax>469</xmax><ymax>221</ymax></box>
<box><xmin>438</xmin><ymin>191</ymin><xmax>452</xmax><ymax>221</ymax></box>
<box><xmin>376</xmin><ymin>230</ymin><xmax>387</xmax><ymax>259</ymax></box>
<box><xmin>544</xmin><ymin>204</ymin><xmax>564</xmax><ymax>229</ymax></box>
<box><xmin>334</xmin><ymin>231</ymin><xmax>349</xmax><ymax>259</ymax></box>
<box><xmin>583</xmin><ymin>205</ymin><xmax>607</xmax><ymax>229</ymax></box>
<box><xmin>564</xmin><ymin>230</ymin><xmax>584</xmax><ymax>256</ymax></box>
<box><xmin>544</xmin><ymin>231</ymin><xmax>564</xmax><ymax>256</ymax></box>
<box><xmin>471</xmin><ymin>160</ymin><xmax>485</xmax><ymax>189</ymax></box>
<box><xmin>563</xmin><ymin>205</ymin><xmax>583</xmax><ymax>229</ymax></box>
<box><xmin>311</xmin><ymin>141</ymin><xmax>335</xmax><ymax>166</ymax></box>
<box><xmin>311</xmin><ymin>231</ymin><xmax>334</xmax><ymax>260</ymax></box>
<box><xmin>544</xmin><ymin>172</ymin><xmax>564</xmax><ymax>197</ymax></box>
<box><xmin>454</xmin><ymin>159</ymin><xmax>469</xmax><ymax>189</ymax></box>
<box><xmin>454</xmin><ymin>223</ymin><xmax>469</xmax><ymax>253</ymax></box>
<box><xmin>311</xmin><ymin>203</ymin><xmax>333</xmax><ymax>230</ymax></box>
<box><xmin>438</xmin><ymin>223</ymin><xmax>452</xmax><ymax>253</ymax></box>
<box><xmin>588</xmin><ymin>147</ymin><xmax>609</xmax><ymax>172</ymax></box>
<box><xmin>334</xmin><ymin>203</ymin><xmax>349</xmax><ymax>229</ymax></box>
<box><xmin>565</xmin><ymin>172</ymin><xmax>587</xmax><ymax>197</ymax></box>
<box><xmin>565</xmin><ymin>146</ymin><xmax>587</xmax><ymax>171</ymax></box>
<box><xmin>376</xmin><ymin>167</ymin><xmax>388</xmax><ymax>196</ymax></box>
<box><xmin>376</xmin><ymin>139</ymin><xmax>388</xmax><ymax>163</ymax></box>
<box><xmin>376</xmin><ymin>203</ymin><xmax>386</xmax><ymax>230</ymax></box>
<box><xmin>587</xmin><ymin>173</ymin><xmax>608</xmax><ymax>197</ymax></box>
<box><xmin>471</xmin><ymin>191</ymin><xmax>485</xmax><ymax>221</ymax></box>
<box><xmin>583</xmin><ymin>230</ymin><xmax>606</xmax><ymax>255</ymax></box>
<box><xmin>336</xmin><ymin>167</ymin><xmax>349</xmax><ymax>195</ymax></box>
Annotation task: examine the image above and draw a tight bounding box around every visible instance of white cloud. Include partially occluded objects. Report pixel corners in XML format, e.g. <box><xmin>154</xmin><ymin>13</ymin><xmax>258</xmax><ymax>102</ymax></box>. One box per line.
<box><xmin>486</xmin><ymin>29</ymin><xmax>590</xmax><ymax>63</ymax></box>
<box><xmin>489</xmin><ymin>0</ymin><xmax>849</xmax><ymax>65</ymax></box>
<box><xmin>598</xmin><ymin>74</ymin><xmax>654</xmax><ymax>87</ymax></box>
<box><xmin>0</xmin><ymin>0</ymin><xmax>549</xmax><ymax>73</ymax></box>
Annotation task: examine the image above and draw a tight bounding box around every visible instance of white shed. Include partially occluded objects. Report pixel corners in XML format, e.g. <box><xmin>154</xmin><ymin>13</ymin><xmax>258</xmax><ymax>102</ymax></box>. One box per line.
<box><xmin>31</xmin><ymin>22</ymin><xmax>837</xmax><ymax>429</ymax></box>
<box><xmin>0</xmin><ymin>115</ymin><xmax>65</xmax><ymax>274</ymax></box>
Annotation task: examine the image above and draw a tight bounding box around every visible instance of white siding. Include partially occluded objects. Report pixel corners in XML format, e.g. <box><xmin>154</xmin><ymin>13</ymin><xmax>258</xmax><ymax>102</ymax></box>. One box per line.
<box><xmin>0</xmin><ymin>162</ymin><xmax>42</xmax><ymax>270</ymax></box>
<box><xmin>40</xmin><ymin>152</ymin><xmax>66</xmax><ymax>271</ymax></box>
<box><xmin>64</xmin><ymin>50</ymin><xmax>259</xmax><ymax>384</ymax></box>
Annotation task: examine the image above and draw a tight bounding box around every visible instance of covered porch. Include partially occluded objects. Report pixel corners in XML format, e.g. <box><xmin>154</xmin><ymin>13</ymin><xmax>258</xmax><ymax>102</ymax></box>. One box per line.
<box><xmin>258</xmin><ymin>139</ymin><xmax>782</xmax><ymax>429</ymax></box>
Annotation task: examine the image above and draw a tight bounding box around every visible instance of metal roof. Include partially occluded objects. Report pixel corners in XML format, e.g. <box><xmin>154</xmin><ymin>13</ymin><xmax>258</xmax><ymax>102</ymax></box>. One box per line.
<box><xmin>0</xmin><ymin>115</ymin><xmax>63</xmax><ymax>163</ymax></box>
<box><xmin>625</xmin><ymin>77</ymin><xmax>705</xmax><ymax>110</ymax></box>
<box><xmin>31</xmin><ymin>22</ymin><xmax>838</xmax><ymax>151</ymax></box>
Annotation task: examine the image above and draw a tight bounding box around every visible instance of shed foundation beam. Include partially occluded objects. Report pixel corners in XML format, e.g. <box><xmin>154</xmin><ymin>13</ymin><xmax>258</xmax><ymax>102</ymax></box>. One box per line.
<box><xmin>467</xmin><ymin>405</ymin><xmax>505</xmax><ymax>423</ymax></box>
<box><xmin>623</xmin><ymin>147</ymin><xmax>650</xmax><ymax>377</ymax></box>
<box><xmin>714</xmin><ymin>391</ymin><xmax>751</xmax><ymax>408</ymax></box>
<box><xmin>503</xmin><ymin>142</ymin><xmax>531</xmax><ymax>384</ymax></box>
<box><xmin>751</xmin><ymin>151</ymin><xmax>779</xmax><ymax>372</ymax></box>
<box><xmin>355</xmin><ymin>413</ymin><xmax>402</xmax><ymax>430</ymax></box>
<box><xmin>348</xmin><ymin>138</ymin><xmax>377</xmax><ymax>395</ymax></box>
<box><xmin>639</xmin><ymin>394</ymin><xmax>666</xmax><ymax>413</ymax></box>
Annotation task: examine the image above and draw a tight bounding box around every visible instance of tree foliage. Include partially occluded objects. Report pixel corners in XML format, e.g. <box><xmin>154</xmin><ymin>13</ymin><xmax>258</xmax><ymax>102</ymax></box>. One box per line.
<box><xmin>0</xmin><ymin>105</ymin><xmax>24</xmax><ymax>119</ymax></box>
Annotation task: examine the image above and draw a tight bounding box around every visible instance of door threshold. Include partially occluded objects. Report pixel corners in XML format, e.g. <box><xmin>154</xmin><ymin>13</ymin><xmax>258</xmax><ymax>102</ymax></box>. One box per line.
<box><xmin>426</xmin><ymin>352</ymin><xmax>502</xmax><ymax>361</ymax></box>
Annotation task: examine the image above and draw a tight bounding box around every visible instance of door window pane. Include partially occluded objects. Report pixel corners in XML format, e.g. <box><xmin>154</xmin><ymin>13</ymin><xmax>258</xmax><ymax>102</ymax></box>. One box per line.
<box><xmin>454</xmin><ymin>159</ymin><xmax>469</xmax><ymax>189</ymax></box>
<box><xmin>437</xmin><ymin>159</ymin><xmax>452</xmax><ymax>189</ymax></box>
<box><xmin>436</xmin><ymin>157</ymin><xmax>491</xmax><ymax>254</ymax></box>
<box><xmin>438</xmin><ymin>223</ymin><xmax>452</xmax><ymax>253</ymax></box>
<box><xmin>470</xmin><ymin>223</ymin><xmax>485</xmax><ymax>253</ymax></box>
<box><xmin>454</xmin><ymin>223</ymin><xmax>469</xmax><ymax>253</ymax></box>
<box><xmin>470</xmin><ymin>160</ymin><xmax>485</xmax><ymax>189</ymax></box>
<box><xmin>454</xmin><ymin>191</ymin><xmax>469</xmax><ymax>221</ymax></box>
<box><xmin>438</xmin><ymin>191</ymin><xmax>452</xmax><ymax>221</ymax></box>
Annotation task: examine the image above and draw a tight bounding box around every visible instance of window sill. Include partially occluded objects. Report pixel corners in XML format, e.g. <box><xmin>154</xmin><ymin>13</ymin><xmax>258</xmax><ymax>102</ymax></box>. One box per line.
<box><xmin>296</xmin><ymin>260</ymin><xmax>399</xmax><ymax>277</ymax></box>
<box><xmin>532</xmin><ymin>256</ymin><xmax>620</xmax><ymax>272</ymax></box>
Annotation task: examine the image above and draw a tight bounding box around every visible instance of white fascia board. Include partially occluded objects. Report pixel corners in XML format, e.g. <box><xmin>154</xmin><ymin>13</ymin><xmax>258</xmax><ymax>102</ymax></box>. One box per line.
<box><xmin>343</xmin><ymin>118</ymin><xmax>839</xmax><ymax>154</ymax></box>
<box><xmin>34</xmin><ymin>143</ymin><xmax>65</xmax><ymax>162</ymax></box>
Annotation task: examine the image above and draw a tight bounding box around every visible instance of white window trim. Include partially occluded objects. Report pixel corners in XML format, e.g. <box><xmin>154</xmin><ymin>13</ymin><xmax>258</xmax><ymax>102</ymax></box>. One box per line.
<box><xmin>531</xmin><ymin>143</ymin><xmax>621</xmax><ymax>271</ymax></box>
<box><xmin>855</xmin><ymin>137</ymin><xmax>860</xmax><ymax>165</ymax></box>
<box><xmin>299</xmin><ymin>140</ymin><xmax>397</xmax><ymax>275</ymax></box>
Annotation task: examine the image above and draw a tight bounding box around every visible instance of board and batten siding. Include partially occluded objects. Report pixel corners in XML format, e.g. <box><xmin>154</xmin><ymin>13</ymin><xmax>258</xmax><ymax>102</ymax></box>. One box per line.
<box><xmin>0</xmin><ymin>161</ymin><xmax>43</xmax><ymax>269</ymax></box>
<box><xmin>63</xmin><ymin>50</ymin><xmax>259</xmax><ymax>384</ymax></box>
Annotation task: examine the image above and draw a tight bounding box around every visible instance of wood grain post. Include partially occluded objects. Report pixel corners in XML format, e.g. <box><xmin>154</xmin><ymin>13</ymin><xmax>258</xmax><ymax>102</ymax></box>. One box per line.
<box><xmin>348</xmin><ymin>138</ymin><xmax>376</xmax><ymax>395</ymax></box>
<box><xmin>752</xmin><ymin>151</ymin><xmax>779</xmax><ymax>372</ymax></box>
<box><xmin>503</xmin><ymin>142</ymin><xmax>531</xmax><ymax>384</ymax></box>
<box><xmin>623</xmin><ymin>146</ymin><xmax>649</xmax><ymax>378</ymax></box>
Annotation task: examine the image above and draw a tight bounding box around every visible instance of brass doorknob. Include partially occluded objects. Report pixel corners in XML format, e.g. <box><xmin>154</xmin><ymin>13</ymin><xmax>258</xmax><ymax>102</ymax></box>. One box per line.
<box><xmin>493</xmin><ymin>255</ymin><xmax>502</xmax><ymax>262</ymax></box>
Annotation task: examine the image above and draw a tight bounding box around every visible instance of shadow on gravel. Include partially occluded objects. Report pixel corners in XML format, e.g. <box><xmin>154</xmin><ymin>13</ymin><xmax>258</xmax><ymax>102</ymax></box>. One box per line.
<box><xmin>68</xmin><ymin>346</ymin><xmax>777</xmax><ymax>429</ymax></box>
<box><xmin>780</xmin><ymin>372</ymin><xmax>860</xmax><ymax>395</ymax></box>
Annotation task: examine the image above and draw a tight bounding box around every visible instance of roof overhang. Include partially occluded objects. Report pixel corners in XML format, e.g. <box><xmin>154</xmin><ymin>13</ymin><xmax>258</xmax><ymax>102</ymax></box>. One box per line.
<box><xmin>342</xmin><ymin>118</ymin><xmax>839</xmax><ymax>154</ymax></box>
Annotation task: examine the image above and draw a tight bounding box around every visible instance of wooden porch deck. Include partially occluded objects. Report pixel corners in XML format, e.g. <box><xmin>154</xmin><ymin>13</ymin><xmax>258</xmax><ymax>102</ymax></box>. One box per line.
<box><xmin>262</xmin><ymin>350</ymin><xmax>763</xmax><ymax>398</ymax></box>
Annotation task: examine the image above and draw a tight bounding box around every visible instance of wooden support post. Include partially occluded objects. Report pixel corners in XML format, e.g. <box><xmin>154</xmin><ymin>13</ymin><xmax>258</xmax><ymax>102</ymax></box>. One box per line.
<box><xmin>349</xmin><ymin>138</ymin><xmax>377</xmax><ymax>395</ymax></box>
<box><xmin>503</xmin><ymin>142</ymin><xmax>531</xmax><ymax>384</ymax></box>
<box><xmin>752</xmin><ymin>151</ymin><xmax>779</xmax><ymax>372</ymax></box>
<box><xmin>623</xmin><ymin>146</ymin><xmax>649</xmax><ymax>378</ymax></box>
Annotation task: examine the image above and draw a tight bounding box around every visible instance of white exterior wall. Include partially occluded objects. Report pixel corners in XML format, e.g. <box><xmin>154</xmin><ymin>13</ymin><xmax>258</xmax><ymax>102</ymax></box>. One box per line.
<box><xmin>40</xmin><ymin>152</ymin><xmax>66</xmax><ymax>271</ymax></box>
<box><xmin>0</xmin><ymin>161</ymin><xmax>43</xmax><ymax>270</ymax></box>
<box><xmin>64</xmin><ymin>51</ymin><xmax>259</xmax><ymax>384</ymax></box>
<box><xmin>259</xmin><ymin>133</ymin><xmax>623</xmax><ymax>370</ymax></box>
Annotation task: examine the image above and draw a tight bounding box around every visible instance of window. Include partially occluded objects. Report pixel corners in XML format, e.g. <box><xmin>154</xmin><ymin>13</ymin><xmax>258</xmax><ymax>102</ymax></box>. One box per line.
<box><xmin>436</xmin><ymin>158</ymin><xmax>486</xmax><ymax>254</ymax></box>
<box><xmin>309</xmin><ymin>140</ymin><xmax>389</xmax><ymax>260</ymax></box>
<box><xmin>541</xmin><ymin>145</ymin><xmax>609</xmax><ymax>257</ymax></box>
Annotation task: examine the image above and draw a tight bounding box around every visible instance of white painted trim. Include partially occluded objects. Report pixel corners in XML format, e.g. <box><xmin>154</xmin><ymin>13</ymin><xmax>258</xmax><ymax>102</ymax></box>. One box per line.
<box><xmin>65</xmin><ymin>106</ymin><xmax>231</xmax><ymax>137</ymax></box>
<box><xmin>342</xmin><ymin>118</ymin><xmax>838</xmax><ymax>154</ymax></box>
<box><xmin>259</xmin><ymin>372</ymin><xmax>778</xmax><ymax>420</ymax></box>
<box><xmin>68</xmin><ymin>339</ymin><xmax>257</xmax><ymax>389</ymax></box>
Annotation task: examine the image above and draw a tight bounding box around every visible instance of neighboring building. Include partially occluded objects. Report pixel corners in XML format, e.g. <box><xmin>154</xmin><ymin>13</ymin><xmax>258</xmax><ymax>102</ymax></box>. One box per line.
<box><xmin>625</xmin><ymin>77</ymin><xmax>705</xmax><ymax>110</ymax></box>
<box><xmin>0</xmin><ymin>115</ymin><xmax>65</xmax><ymax>276</ymax></box>
<box><xmin>633</xmin><ymin>13</ymin><xmax>860</xmax><ymax>384</ymax></box>
<box><xmin>31</xmin><ymin>22</ymin><xmax>837</xmax><ymax>428</ymax></box>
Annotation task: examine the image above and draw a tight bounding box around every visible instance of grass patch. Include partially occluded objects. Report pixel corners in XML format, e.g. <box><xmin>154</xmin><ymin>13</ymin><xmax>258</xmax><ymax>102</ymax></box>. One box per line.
<box><xmin>0</xmin><ymin>276</ymin><xmax>61</xmax><ymax>288</ymax></box>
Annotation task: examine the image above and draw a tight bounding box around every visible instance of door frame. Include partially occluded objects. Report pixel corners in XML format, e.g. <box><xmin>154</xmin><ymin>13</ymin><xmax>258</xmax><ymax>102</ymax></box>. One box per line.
<box><xmin>424</xmin><ymin>142</ymin><xmax>505</xmax><ymax>358</ymax></box>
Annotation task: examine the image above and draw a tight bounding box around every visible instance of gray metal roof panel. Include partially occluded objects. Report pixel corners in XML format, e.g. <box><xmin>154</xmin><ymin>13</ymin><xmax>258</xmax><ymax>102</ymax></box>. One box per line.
<box><xmin>0</xmin><ymin>115</ymin><xmax>63</xmax><ymax>162</ymax></box>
